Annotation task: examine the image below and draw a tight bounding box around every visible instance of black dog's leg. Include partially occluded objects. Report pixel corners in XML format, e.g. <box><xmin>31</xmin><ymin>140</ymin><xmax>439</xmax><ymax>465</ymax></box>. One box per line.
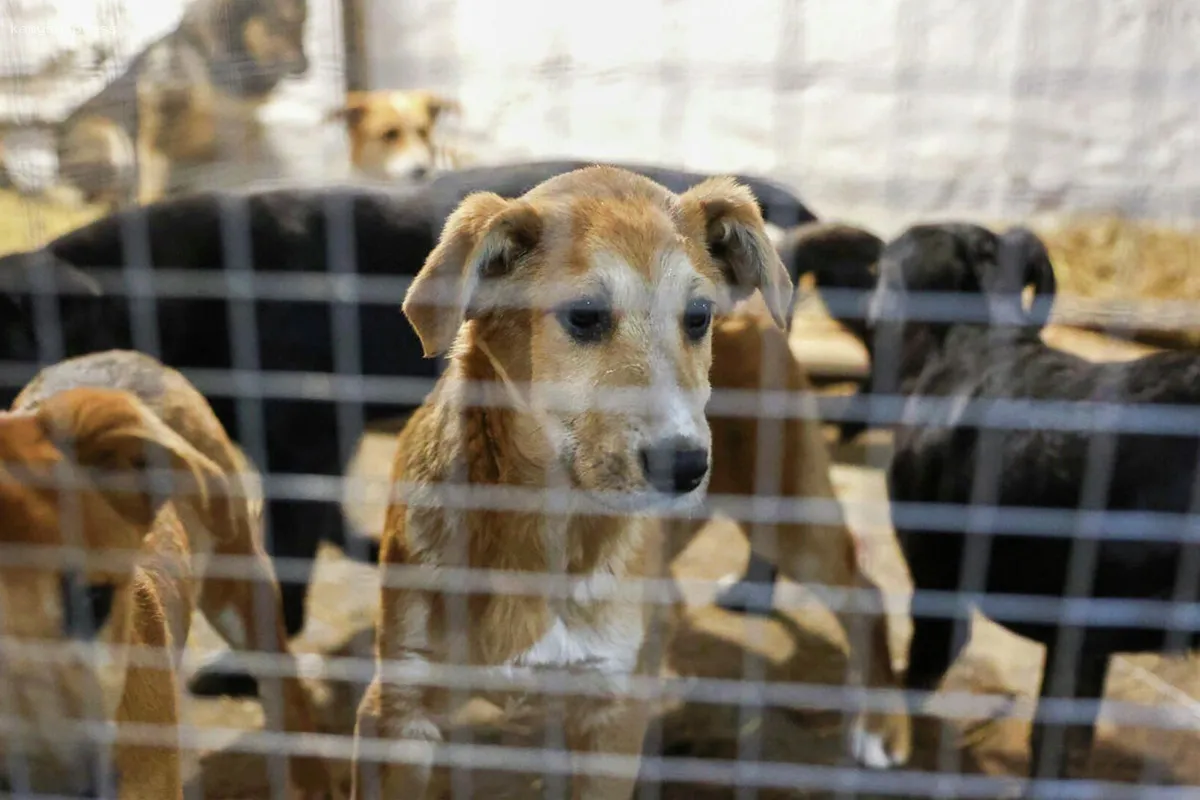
<box><xmin>1028</xmin><ymin>650</ymin><xmax>1108</xmax><ymax>787</ymax></box>
<box><xmin>905</xmin><ymin>615</ymin><xmax>966</xmax><ymax>696</ymax></box>
<box><xmin>714</xmin><ymin>552</ymin><xmax>780</xmax><ymax>617</ymax></box>
<box><xmin>903</xmin><ymin>602</ymin><xmax>970</xmax><ymax>772</ymax></box>
<box><xmin>272</xmin><ymin>496</ymin><xmax>340</xmax><ymax>639</ymax></box>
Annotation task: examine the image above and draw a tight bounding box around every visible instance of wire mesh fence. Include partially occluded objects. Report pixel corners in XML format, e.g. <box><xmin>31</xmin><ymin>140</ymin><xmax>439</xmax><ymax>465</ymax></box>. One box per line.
<box><xmin>0</xmin><ymin>1</ymin><xmax>1199</xmax><ymax>799</ymax></box>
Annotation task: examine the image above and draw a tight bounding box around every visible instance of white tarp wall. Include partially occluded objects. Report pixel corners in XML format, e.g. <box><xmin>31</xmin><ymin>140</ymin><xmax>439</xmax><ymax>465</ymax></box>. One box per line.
<box><xmin>364</xmin><ymin>0</ymin><xmax>1200</xmax><ymax>234</ymax></box>
<box><xmin>0</xmin><ymin>0</ymin><xmax>350</xmax><ymax>189</ymax></box>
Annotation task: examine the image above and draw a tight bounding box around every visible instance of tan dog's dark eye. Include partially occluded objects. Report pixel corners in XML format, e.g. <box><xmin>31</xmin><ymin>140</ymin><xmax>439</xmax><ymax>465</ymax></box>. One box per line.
<box><xmin>682</xmin><ymin>298</ymin><xmax>714</xmax><ymax>341</ymax></box>
<box><xmin>382</xmin><ymin>128</ymin><xmax>401</xmax><ymax>143</ymax></box>
<box><xmin>556</xmin><ymin>297</ymin><xmax>613</xmax><ymax>344</ymax></box>
<box><xmin>60</xmin><ymin>573</ymin><xmax>116</xmax><ymax>639</ymax></box>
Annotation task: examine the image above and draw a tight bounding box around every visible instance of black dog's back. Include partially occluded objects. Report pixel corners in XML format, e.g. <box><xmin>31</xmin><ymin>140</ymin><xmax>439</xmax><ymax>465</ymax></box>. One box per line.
<box><xmin>425</xmin><ymin>160</ymin><xmax>816</xmax><ymax>229</ymax></box>
<box><xmin>14</xmin><ymin>184</ymin><xmax>436</xmax><ymax>376</ymax></box>
<box><xmin>892</xmin><ymin>327</ymin><xmax>1200</xmax><ymax>650</ymax></box>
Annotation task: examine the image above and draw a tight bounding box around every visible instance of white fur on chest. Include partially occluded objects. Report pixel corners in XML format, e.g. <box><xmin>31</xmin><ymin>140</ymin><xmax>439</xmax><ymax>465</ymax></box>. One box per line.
<box><xmin>493</xmin><ymin>571</ymin><xmax>644</xmax><ymax>691</ymax></box>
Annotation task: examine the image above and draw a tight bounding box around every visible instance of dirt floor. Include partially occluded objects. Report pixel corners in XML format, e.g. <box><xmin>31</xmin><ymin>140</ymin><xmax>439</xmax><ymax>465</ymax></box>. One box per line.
<box><xmin>2</xmin><ymin>190</ymin><xmax>1198</xmax><ymax>797</ymax></box>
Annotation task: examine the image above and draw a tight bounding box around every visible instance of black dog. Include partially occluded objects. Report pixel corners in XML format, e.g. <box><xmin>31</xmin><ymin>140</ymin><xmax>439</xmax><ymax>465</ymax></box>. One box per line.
<box><xmin>419</xmin><ymin>159</ymin><xmax>816</xmax><ymax>231</ymax></box>
<box><xmin>0</xmin><ymin>160</ymin><xmax>815</xmax><ymax>696</ymax></box>
<box><xmin>781</xmin><ymin>221</ymin><xmax>1200</xmax><ymax>783</ymax></box>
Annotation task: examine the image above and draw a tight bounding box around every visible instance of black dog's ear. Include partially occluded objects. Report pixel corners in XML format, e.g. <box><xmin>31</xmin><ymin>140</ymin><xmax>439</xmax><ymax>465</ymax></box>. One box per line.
<box><xmin>46</xmin><ymin>258</ymin><xmax>103</xmax><ymax>299</ymax></box>
<box><xmin>1</xmin><ymin>251</ymin><xmax>105</xmax><ymax>358</ymax></box>
<box><xmin>0</xmin><ymin>251</ymin><xmax>103</xmax><ymax>299</ymax></box>
<box><xmin>990</xmin><ymin>226</ymin><xmax>1056</xmax><ymax>328</ymax></box>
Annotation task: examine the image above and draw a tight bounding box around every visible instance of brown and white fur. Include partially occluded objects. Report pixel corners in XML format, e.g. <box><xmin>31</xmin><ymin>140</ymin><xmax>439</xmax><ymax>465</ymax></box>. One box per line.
<box><xmin>350</xmin><ymin>166</ymin><xmax>793</xmax><ymax>798</ymax></box>
<box><xmin>328</xmin><ymin>90</ymin><xmax>462</xmax><ymax>183</ymax></box>
<box><xmin>0</xmin><ymin>350</ymin><xmax>336</xmax><ymax>798</ymax></box>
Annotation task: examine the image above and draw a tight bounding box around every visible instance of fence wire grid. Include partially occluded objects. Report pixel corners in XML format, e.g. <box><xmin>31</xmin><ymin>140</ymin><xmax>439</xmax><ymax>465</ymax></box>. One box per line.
<box><xmin>0</xmin><ymin>1</ymin><xmax>1199</xmax><ymax>799</ymax></box>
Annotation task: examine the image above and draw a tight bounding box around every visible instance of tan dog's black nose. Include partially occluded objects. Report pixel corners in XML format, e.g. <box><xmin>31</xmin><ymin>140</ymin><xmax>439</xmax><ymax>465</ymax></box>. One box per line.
<box><xmin>640</xmin><ymin>441</ymin><xmax>709</xmax><ymax>494</ymax></box>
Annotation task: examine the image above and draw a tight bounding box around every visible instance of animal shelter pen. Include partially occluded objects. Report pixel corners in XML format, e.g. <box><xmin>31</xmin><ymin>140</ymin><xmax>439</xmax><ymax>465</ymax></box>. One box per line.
<box><xmin>2</xmin><ymin>0</ymin><xmax>1200</xmax><ymax>797</ymax></box>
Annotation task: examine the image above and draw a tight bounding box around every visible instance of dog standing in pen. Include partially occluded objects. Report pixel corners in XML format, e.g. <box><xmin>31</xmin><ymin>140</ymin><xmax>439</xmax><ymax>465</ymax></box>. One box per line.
<box><xmin>790</xmin><ymin>220</ymin><xmax>1200</xmax><ymax>782</ymax></box>
<box><xmin>6</xmin><ymin>0</ymin><xmax>308</xmax><ymax>209</ymax></box>
<box><xmin>0</xmin><ymin>350</ymin><xmax>335</xmax><ymax>798</ymax></box>
<box><xmin>350</xmin><ymin>166</ymin><xmax>794</xmax><ymax>798</ymax></box>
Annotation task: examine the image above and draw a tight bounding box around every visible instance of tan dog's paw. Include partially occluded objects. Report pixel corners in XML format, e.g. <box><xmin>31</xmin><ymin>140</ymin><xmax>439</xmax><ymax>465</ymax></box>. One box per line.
<box><xmin>849</xmin><ymin>706</ymin><xmax>912</xmax><ymax>770</ymax></box>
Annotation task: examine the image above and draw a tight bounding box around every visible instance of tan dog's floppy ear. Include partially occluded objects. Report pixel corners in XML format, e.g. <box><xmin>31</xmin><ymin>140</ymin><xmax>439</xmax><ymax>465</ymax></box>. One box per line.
<box><xmin>416</xmin><ymin>91</ymin><xmax>461</xmax><ymax>124</ymax></box>
<box><xmin>326</xmin><ymin>92</ymin><xmax>369</xmax><ymax>127</ymax></box>
<box><xmin>679</xmin><ymin>178</ymin><xmax>795</xmax><ymax>329</ymax></box>
<box><xmin>37</xmin><ymin>388</ymin><xmax>224</xmax><ymax>529</ymax></box>
<box><xmin>403</xmin><ymin>192</ymin><xmax>542</xmax><ymax>356</ymax></box>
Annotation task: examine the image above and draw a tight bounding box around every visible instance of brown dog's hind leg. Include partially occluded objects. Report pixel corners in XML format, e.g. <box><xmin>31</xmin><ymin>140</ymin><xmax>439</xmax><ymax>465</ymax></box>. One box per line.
<box><xmin>195</xmin><ymin>490</ymin><xmax>338</xmax><ymax>799</ymax></box>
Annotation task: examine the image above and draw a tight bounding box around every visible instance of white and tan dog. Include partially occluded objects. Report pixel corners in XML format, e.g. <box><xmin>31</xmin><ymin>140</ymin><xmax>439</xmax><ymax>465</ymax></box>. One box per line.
<box><xmin>328</xmin><ymin>90</ymin><xmax>462</xmax><ymax>182</ymax></box>
<box><xmin>350</xmin><ymin>166</ymin><xmax>793</xmax><ymax>798</ymax></box>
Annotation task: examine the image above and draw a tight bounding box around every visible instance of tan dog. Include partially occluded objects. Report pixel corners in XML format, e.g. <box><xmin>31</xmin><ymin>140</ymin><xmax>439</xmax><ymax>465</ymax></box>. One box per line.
<box><xmin>0</xmin><ymin>350</ymin><xmax>335</xmax><ymax>798</ymax></box>
<box><xmin>350</xmin><ymin>166</ymin><xmax>793</xmax><ymax>798</ymax></box>
<box><xmin>328</xmin><ymin>90</ymin><xmax>462</xmax><ymax>182</ymax></box>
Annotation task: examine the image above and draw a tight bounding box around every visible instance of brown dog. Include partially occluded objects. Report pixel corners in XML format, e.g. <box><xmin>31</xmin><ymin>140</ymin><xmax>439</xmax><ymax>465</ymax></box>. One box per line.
<box><xmin>350</xmin><ymin>166</ymin><xmax>793</xmax><ymax>798</ymax></box>
<box><xmin>0</xmin><ymin>350</ymin><xmax>335</xmax><ymax>798</ymax></box>
<box><xmin>327</xmin><ymin>90</ymin><xmax>462</xmax><ymax>182</ymax></box>
<box><xmin>10</xmin><ymin>0</ymin><xmax>308</xmax><ymax>209</ymax></box>
<box><xmin>693</xmin><ymin>306</ymin><xmax>911</xmax><ymax>767</ymax></box>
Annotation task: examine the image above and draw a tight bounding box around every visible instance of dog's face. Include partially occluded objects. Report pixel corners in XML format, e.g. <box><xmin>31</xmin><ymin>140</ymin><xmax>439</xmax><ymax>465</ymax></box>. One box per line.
<box><xmin>403</xmin><ymin>166</ymin><xmax>794</xmax><ymax>511</ymax></box>
<box><xmin>866</xmin><ymin>223</ymin><xmax>1056</xmax><ymax>334</ymax></box>
<box><xmin>0</xmin><ymin>388</ymin><xmax>219</xmax><ymax>793</ymax></box>
<box><xmin>332</xmin><ymin>90</ymin><xmax>458</xmax><ymax>183</ymax></box>
<box><xmin>202</xmin><ymin>0</ymin><xmax>309</xmax><ymax>98</ymax></box>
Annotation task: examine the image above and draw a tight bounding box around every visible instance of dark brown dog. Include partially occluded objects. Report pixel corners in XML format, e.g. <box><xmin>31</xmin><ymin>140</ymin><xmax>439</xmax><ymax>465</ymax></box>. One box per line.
<box><xmin>9</xmin><ymin>0</ymin><xmax>307</xmax><ymax>209</ymax></box>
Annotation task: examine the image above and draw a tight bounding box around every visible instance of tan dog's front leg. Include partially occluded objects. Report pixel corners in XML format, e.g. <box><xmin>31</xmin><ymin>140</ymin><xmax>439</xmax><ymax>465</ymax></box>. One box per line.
<box><xmin>564</xmin><ymin>697</ymin><xmax>651</xmax><ymax>800</ymax></box>
<box><xmin>351</xmin><ymin>669</ymin><xmax>443</xmax><ymax>799</ymax></box>
<box><xmin>135</xmin><ymin>149</ymin><xmax>169</xmax><ymax>207</ymax></box>
<box><xmin>352</xmin><ymin>588</ymin><xmax>444</xmax><ymax>800</ymax></box>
